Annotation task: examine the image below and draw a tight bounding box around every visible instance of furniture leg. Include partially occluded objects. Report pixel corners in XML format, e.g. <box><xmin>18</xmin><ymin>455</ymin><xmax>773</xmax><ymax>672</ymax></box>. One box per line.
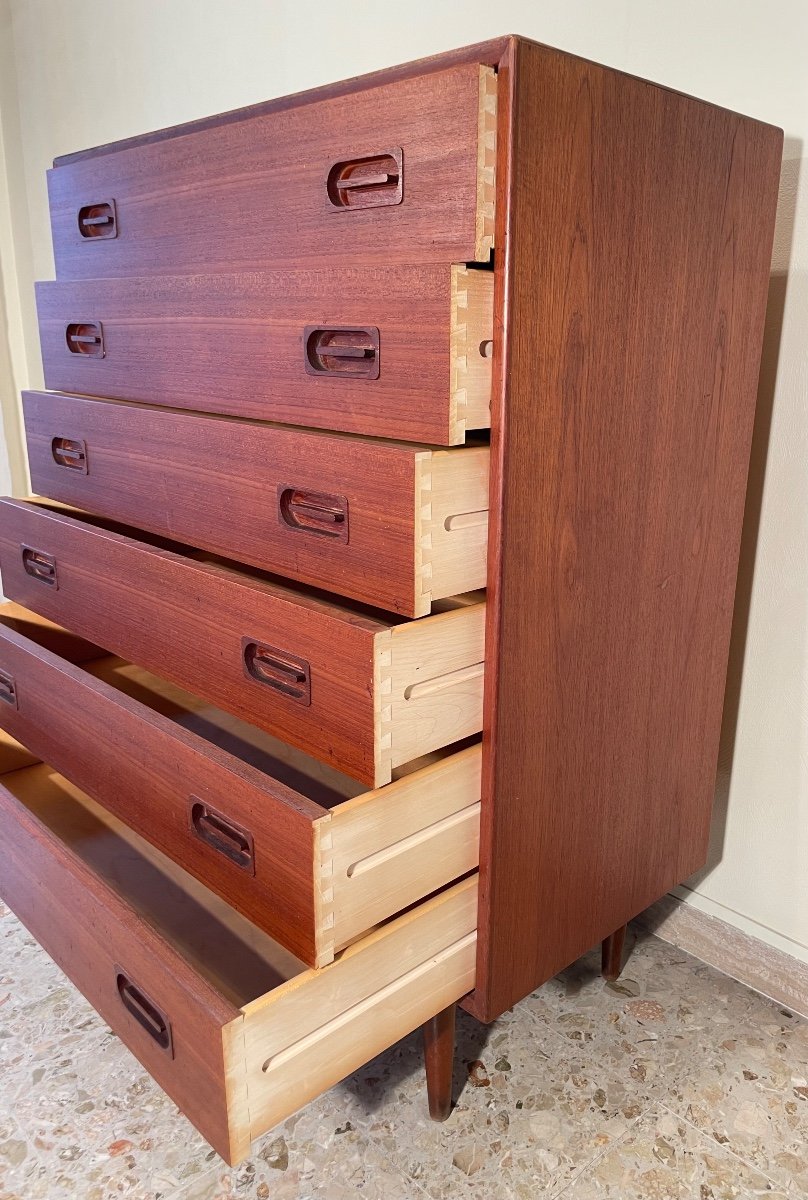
<box><xmin>601</xmin><ymin>925</ymin><xmax>627</xmax><ymax>981</ymax></box>
<box><xmin>422</xmin><ymin>1002</ymin><xmax>456</xmax><ymax>1121</ymax></box>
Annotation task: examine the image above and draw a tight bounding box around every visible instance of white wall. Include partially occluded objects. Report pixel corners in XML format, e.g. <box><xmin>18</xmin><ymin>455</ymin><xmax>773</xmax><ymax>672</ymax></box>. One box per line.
<box><xmin>1</xmin><ymin>0</ymin><xmax>806</xmax><ymax>964</ymax></box>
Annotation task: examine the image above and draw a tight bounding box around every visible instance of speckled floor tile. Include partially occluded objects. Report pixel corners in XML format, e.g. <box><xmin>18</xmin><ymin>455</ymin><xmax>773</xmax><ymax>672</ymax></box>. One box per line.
<box><xmin>322</xmin><ymin>1006</ymin><xmax>654</xmax><ymax>1199</ymax></box>
<box><xmin>559</xmin><ymin>1104</ymin><xmax>791</xmax><ymax>1198</ymax></box>
<box><xmin>165</xmin><ymin>1103</ymin><xmax>421</xmax><ymax>1199</ymax></box>
<box><xmin>2</xmin><ymin>896</ymin><xmax>807</xmax><ymax>1200</ymax></box>
<box><xmin>662</xmin><ymin>972</ymin><xmax>808</xmax><ymax>1195</ymax></box>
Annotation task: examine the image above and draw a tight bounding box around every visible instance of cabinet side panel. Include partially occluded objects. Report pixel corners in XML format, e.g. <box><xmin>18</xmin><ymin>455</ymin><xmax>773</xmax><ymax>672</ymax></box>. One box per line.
<box><xmin>471</xmin><ymin>40</ymin><xmax>782</xmax><ymax>1021</ymax></box>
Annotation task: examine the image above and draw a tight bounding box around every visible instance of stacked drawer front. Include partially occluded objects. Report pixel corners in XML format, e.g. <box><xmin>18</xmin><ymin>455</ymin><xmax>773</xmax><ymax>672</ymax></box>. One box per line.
<box><xmin>0</xmin><ymin>56</ymin><xmax>497</xmax><ymax>1164</ymax></box>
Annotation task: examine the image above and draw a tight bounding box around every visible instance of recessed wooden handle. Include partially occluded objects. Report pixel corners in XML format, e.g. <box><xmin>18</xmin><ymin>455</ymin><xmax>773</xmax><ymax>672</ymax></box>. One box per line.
<box><xmin>77</xmin><ymin>200</ymin><xmax>117</xmax><ymax>239</ymax></box>
<box><xmin>115</xmin><ymin>970</ymin><xmax>173</xmax><ymax>1056</ymax></box>
<box><xmin>189</xmin><ymin>799</ymin><xmax>255</xmax><ymax>874</ymax></box>
<box><xmin>21</xmin><ymin>546</ymin><xmax>59</xmax><ymax>588</ymax></box>
<box><xmin>304</xmin><ymin>326</ymin><xmax>380</xmax><ymax>379</ymax></box>
<box><xmin>277</xmin><ymin>485</ymin><xmax>349</xmax><ymax>542</ymax></box>
<box><xmin>0</xmin><ymin>668</ymin><xmax>17</xmax><ymax>709</ymax></box>
<box><xmin>65</xmin><ymin>322</ymin><xmax>104</xmax><ymax>358</ymax></box>
<box><xmin>51</xmin><ymin>436</ymin><xmax>88</xmax><ymax>472</ymax></box>
<box><xmin>326</xmin><ymin>149</ymin><xmax>403</xmax><ymax>209</ymax></box>
<box><xmin>242</xmin><ymin>639</ymin><xmax>311</xmax><ymax>705</ymax></box>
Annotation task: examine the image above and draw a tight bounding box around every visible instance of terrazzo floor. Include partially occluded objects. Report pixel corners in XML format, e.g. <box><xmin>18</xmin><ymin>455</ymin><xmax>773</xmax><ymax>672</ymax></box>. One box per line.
<box><xmin>1</xmin><ymin>900</ymin><xmax>806</xmax><ymax>1199</ymax></box>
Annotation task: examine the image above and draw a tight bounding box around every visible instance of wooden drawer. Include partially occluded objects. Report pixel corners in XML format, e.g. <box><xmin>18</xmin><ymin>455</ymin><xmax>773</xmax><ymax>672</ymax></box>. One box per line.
<box><xmin>36</xmin><ymin>266</ymin><xmax>492</xmax><ymax>445</ymax></box>
<box><xmin>48</xmin><ymin>64</ymin><xmax>496</xmax><ymax>278</ymax></box>
<box><xmin>0</xmin><ymin>762</ymin><xmax>477</xmax><ymax>1163</ymax></box>
<box><xmin>22</xmin><ymin>391</ymin><xmax>489</xmax><ymax>615</ymax></box>
<box><xmin>0</xmin><ymin>499</ymin><xmax>485</xmax><ymax>787</ymax></box>
<box><xmin>0</xmin><ymin>603</ymin><xmax>480</xmax><ymax>966</ymax></box>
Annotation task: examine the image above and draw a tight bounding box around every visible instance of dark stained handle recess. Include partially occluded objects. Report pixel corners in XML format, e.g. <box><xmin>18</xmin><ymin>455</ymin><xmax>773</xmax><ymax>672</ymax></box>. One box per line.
<box><xmin>115</xmin><ymin>970</ymin><xmax>173</xmax><ymax>1055</ymax></box>
<box><xmin>65</xmin><ymin>322</ymin><xmax>104</xmax><ymax>358</ymax></box>
<box><xmin>0</xmin><ymin>668</ymin><xmax>17</xmax><ymax>709</ymax></box>
<box><xmin>326</xmin><ymin>149</ymin><xmax>403</xmax><ymax>209</ymax></box>
<box><xmin>77</xmin><ymin>200</ymin><xmax>117</xmax><ymax>239</ymax></box>
<box><xmin>21</xmin><ymin>546</ymin><xmax>59</xmax><ymax>588</ymax></box>
<box><xmin>304</xmin><ymin>326</ymin><xmax>380</xmax><ymax>379</ymax></box>
<box><xmin>241</xmin><ymin>639</ymin><xmax>311</xmax><ymax>705</ymax></box>
<box><xmin>277</xmin><ymin>485</ymin><xmax>349</xmax><ymax>542</ymax></box>
<box><xmin>189</xmin><ymin>799</ymin><xmax>256</xmax><ymax>874</ymax></box>
<box><xmin>51</xmin><ymin>436</ymin><xmax>88</xmax><ymax>472</ymax></box>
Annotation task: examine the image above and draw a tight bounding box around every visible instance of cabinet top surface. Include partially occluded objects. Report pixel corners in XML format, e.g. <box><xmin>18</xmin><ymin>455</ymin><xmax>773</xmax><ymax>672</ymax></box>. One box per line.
<box><xmin>51</xmin><ymin>34</ymin><xmax>780</xmax><ymax>170</ymax></box>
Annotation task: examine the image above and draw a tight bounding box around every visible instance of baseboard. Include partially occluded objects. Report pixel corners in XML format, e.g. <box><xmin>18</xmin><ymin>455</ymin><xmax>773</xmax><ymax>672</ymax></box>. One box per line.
<box><xmin>636</xmin><ymin>893</ymin><xmax>808</xmax><ymax>1020</ymax></box>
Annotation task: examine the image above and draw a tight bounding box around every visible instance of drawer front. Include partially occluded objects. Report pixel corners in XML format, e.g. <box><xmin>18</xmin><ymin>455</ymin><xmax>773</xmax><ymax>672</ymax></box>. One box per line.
<box><xmin>0</xmin><ymin>767</ymin><xmax>241</xmax><ymax>1163</ymax></box>
<box><xmin>0</xmin><ymin>604</ymin><xmax>482</xmax><ymax>966</ymax></box>
<box><xmin>0</xmin><ymin>619</ymin><xmax>323</xmax><ymax>965</ymax></box>
<box><xmin>37</xmin><ymin>266</ymin><xmax>493</xmax><ymax>446</ymax></box>
<box><xmin>0</xmin><ymin>762</ymin><xmax>477</xmax><ymax>1165</ymax></box>
<box><xmin>0</xmin><ymin>498</ymin><xmax>382</xmax><ymax>784</ymax></box>
<box><xmin>0</xmin><ymin>501</ymin><xmax>486</xmax><ymax>786</ymax></box>
<box><xmin>49</xmin><ymin>65</ymin><xmax>496</xmax><ymax>278</ymax></box>
<box><xmin>23</xmin><ymin>390</ymin><xmax>489</xmax><ymax>616</ymax></box>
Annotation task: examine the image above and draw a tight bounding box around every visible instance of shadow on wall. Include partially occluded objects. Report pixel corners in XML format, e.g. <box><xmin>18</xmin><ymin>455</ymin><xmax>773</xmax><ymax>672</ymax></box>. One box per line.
<box><xmin>687</xmin><ymin>136</ymin><xmax>803</xmax><ymax>890</ymax></box>
<box><xmin>0</xmin><ymin>247</ymin><xmax>26</xmax><ymax>493</ymax></box>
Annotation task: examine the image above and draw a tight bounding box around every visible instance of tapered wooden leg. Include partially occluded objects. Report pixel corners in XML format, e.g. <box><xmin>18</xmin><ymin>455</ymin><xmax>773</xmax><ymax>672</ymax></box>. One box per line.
<box><xmin>601</xmin><ymin>925</ymin><xmax>627</xmax><ymax>981</ymax></box>
<box><xmin>422</xmin><ymin>1002</ymin><xmax>455</xmax><ymax>1121</ymax></box>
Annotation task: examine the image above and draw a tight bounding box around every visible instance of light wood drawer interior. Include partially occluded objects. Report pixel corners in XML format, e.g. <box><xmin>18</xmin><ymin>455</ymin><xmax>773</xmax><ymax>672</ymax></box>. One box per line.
<box><xmin>0</xmin><ymin>500</ymin><xmax>486</xmax><ymax>786</ymax></box>
<box><xmin>20</xmin><ymin>394</ymin><xmax>489</xmax><ymax>615</ymax></box>
<box><xmin>0</xmin><ymin>602</ymin><xmax>480</xmax><ymax>966</ymax></box>
<box><xmin>0</xmin><ymin>760</ymin><xmax>477</xmax><ymax>1164</ymax></box>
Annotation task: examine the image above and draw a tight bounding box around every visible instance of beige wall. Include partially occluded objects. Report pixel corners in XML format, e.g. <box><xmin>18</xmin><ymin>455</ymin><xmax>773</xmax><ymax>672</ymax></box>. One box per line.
<box><xmin>1</xmin><ymin>0</ymin><xmax>806</xmax><ymax>964</ymax></box>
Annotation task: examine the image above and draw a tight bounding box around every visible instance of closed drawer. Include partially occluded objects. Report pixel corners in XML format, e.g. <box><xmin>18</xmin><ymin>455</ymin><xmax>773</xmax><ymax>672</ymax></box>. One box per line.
<box><xmin>48</xmin><ymin>64</ymin><xmax>496</xmax><ymax>278</ymax></box>
<box><xmin>0</xmin><ymin>601</ymin><xmax>480</xmax><ymax>967</ymax></box>
<box><xmin>0</xmin><ymin>763</ymin><xmax>477</xmax><ymax>1163</ymax></box>
<box><xmin>37</xmin><ymin>266</ymin><xmax>492</xmax><ymax>445</ymax></box>
<box><xmin>23</xmin><ymin>391</ymin><xmax>489</xmax><ymax>615</ymax></box>
<box><xmin>0</xmin><ymin>500</ymin><xmax>485</xmax><ymax>787</ymax></box>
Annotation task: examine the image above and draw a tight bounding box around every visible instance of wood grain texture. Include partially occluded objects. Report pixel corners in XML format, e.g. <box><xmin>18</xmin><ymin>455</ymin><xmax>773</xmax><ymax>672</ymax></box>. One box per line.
<box><xmin>36</xmin><ymin>266</ymin><xmax>493</xmax><ymax>445</ymax></box>
<box><xmin>423</xmin><ymin>1003</ymin><xmax>456</xmax><ymax>1121</ymax></box>
<box><xmin>467</xmin><ymin>38</ymin><xmax>782</xmax><ymax>1022</ymax></box>
<box><xmin>239</xmin><ymin>877</ymin><xmax>477</xmax><ymax>1149</ymax></box>
<box><xmin>0</xmin><ymin>500</ymin><xmax>484</xmax><ymax>785</ymax></box>
<box><xmin>48</xmin><ymin>64</ymin><xmax>495</xmax><ymax>278</ymax></box>
<box><xmin>0</xmin><ymin>764</ymin><xmax>240</xmax><ymax>1161</ymax></box>
<box><xmin>53</xmin><ymin>38</ymin><xmax>509</xmax><ymax>167</ymax></box>
<box><xmin>22</xmin><ymin>391</ymin><xmax>488</xmax><ymax>615</ymax></box>
<box><xmin>0</xmin><ymin>599</ymin><xmax>482</xmax><ymax>964</ymax></box>
<box><xmin>0</xmin><ymin>616</ymin><xmax>324</xmax><ymax>965</ymax></box>
<box><xmin>0</xmin><ymin>497</ymin><xmax>383</xmax><ymax>782</ymax></box>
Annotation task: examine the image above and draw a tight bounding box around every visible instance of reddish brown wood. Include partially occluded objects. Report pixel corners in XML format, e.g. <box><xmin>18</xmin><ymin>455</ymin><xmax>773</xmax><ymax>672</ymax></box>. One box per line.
<box><xmin>53</xmin><ymin>38</ymin><xmax>509</xmax><ymax>168</ymax></box>
<box><xmin>466</xmin><ymin>39</ymin><xmax>782</xmax><ymax>1022</ymax></box>
<box><xmin>422</xmin><ymin>1002</ymin><xmax>455</xmax><ymax>1121</ymax></box>
<box><xmin>22</xmin><ymin>390</ymin><xmax>427</xmax><ymax>615</ymax></box>
<box><xmin>36</xmin><ymin>266</ymin><xmax>485</xmax><ymax>444</ymax></box>
<box><xmin>0</xmin><ymin>767</ymin><xmax>240</xmax><ymax>1161</ymax></box>
<box><xmin>0</xmin><ymin>613</ymin><xmax>326</xmax><ymax>965</ymax></box>
<box><xmin>601</xmin><ymin>926</ymin><xmax>627</xmax><ymax>981</ymax></box>
<box><xmin>0</xmin><ymin>498</ymin><xmax>389</xmax><ymax>785</ymax></box>
<box><xmin>0</xmin><ymin>600</ymin><xmax>105</xmax><ymax>665</ymax></box>
<box><xmin>48</xmin><ymin>62</ymin><xmax>491</xmax><ymax>278</ymax></box>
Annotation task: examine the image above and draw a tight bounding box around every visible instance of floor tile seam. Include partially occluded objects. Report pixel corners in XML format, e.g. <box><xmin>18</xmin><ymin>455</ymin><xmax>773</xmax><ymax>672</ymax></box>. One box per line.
<box><xmin>655</xmin><ymin>1098</ymin><xmax>790</xmax><ymax>1193</ymax></box>
<box><xmin>544</xmin><ymin>1099</ymin><xmax>662</xmax><ymax>1200</ymax></box>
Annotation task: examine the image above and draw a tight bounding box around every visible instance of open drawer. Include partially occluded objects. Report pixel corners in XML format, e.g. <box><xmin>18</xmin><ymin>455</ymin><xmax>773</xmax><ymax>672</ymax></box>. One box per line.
<box><xmin>0</xmin><ymin>499</ymin><xmax>485</xmax><ymax>786</ymax></box>
<box><xmin>22</xmin><ymin>390</ymin><xmax>489</xmax><ymax>616</ymax></box>
<box><xmin>36</xmin><ymin>265</ymin><xmax>492</xmax><ymax>446</ymax></box>
<box><xmin>0</xmin><ymin>761</ymin><xmax>477</xmax><ymax>1163</ymax></box>
<box><xmin>0</xmin><ymin>602</ymin><xmax>480</xmax><ymax>967</ymax></box>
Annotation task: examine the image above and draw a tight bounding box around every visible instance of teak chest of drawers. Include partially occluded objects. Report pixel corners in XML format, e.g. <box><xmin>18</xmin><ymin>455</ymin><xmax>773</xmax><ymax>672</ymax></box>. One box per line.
<box><xmin>0</xmin><ymin>35</ymin><xmax>780</xmax><ymax>1165</ymax></box>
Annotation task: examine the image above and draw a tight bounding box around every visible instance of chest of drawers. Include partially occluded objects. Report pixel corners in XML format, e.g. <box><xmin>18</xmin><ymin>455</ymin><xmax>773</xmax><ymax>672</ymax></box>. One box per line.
<box><xmin>0</xmin><ymin>35</ymin><xmax>781</xmax><ymax>1165</ymax></box>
